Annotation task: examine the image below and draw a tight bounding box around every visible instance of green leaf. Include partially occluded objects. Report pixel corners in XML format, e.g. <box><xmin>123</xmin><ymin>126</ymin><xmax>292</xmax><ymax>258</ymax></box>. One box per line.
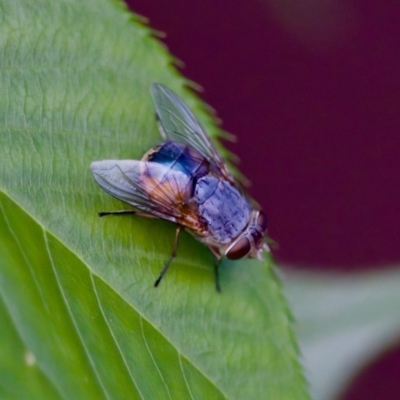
<box><xmin>284</xmin><ymin>269</ymin><xmax>400</xmax><ymax>400</ymax></box>
<box><xmin>0</xmin><ymin>0</ymin><xmax>309</xmax><ymax>399</ymax></box>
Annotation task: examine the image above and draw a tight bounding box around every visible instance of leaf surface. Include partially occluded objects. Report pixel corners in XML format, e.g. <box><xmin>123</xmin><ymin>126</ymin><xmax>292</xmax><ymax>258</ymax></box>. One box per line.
<box><xmin>0</xmin><ymin>1</ymin><xmax>308</xmax><ymax>398</ymax></box>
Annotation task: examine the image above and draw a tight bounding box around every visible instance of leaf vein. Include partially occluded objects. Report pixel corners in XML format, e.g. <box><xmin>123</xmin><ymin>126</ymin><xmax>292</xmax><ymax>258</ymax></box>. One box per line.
<box><xmin>139</xmin><ymin>315</ymin><xmax>173</xmax><ymax>400</ymax></box>
<box><xmin>42</xmin><ymin>229</ymin><xmax>110</xmax><ymax>400</ymax></box>
<box><xmin>90</xmin><ymin>272</ymin><xmax>145</xmax><ymax>400</ymax></box>
<box><xmin>0</xmin><ymin>286</ymin><xmax>65</xmax><ymax>399</ymax></box>
<box><xmin>0</xmin><ymin>199</ymin><xmax>65</xmax><ymax>399</ymax></box>
<box><xmin>178</xmin><ymin>353</ymin><xmax>195</xmax><ymax>400</ymax></box>
<box><xmin>0</xmin><ymin>197</ymin><xmax>49</xmax><ymax>314</ymax></box>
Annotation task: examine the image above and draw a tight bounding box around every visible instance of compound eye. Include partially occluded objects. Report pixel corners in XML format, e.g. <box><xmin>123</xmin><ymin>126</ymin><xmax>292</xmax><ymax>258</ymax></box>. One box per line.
<box><xmin>226</xmin><ymin>237</ymin><xmax>251</xmax><ymax>260</ymax></box>
<box><xmin>257</xmin><ymin>211</ymin><xmax>268</xmax><ymax>232</ymax></box>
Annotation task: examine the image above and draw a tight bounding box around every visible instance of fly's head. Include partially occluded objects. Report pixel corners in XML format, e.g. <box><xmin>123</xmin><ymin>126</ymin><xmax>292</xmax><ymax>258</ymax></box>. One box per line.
<box><xmin>224</xmin><ymin>210</ymin><xmax>269</xmax><ymax>261</ymax></box>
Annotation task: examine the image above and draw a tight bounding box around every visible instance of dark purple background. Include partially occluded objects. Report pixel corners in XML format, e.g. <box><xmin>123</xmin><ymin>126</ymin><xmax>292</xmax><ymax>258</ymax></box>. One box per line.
<box><xmin>126</xmin><ymin>0</ymin><xmax>400</xmax><ymax>398</ymax></box>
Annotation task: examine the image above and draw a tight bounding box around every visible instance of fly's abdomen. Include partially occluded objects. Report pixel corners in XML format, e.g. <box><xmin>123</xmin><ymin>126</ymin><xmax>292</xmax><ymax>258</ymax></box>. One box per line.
<box><xmin>194</xmin><ymin>176</ymin><xmax>251</xmax><ymax>243</ymax></box>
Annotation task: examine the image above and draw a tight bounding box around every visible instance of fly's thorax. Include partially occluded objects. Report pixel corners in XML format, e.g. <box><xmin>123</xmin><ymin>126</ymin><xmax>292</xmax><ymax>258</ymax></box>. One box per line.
<box><xmin>194</xmin><ymin>175</ymin><xmax>252</xmax><ymax>244</ymax></box>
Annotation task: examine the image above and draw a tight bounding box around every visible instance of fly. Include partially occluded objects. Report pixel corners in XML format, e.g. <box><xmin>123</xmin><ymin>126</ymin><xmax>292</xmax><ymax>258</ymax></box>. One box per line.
<box><xmin>91</xmin><ymin>83</ymin><xmax>269</xmax><ymax>291</ymax></box>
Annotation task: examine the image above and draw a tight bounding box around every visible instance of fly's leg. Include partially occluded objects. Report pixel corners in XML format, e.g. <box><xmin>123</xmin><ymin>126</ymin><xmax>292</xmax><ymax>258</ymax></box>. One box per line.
<box><xmin>209</xmin><ymin>246</ymin><xmax>222</xmax><ymax>293</ymax></box>
<box><xmin>154</xmin><ymin>225</ymin><xmax>182</xmax><ymax>287</ymax></box>
<box><xmin>214</xmin><ymin>261</ymin><xmax>221</xmax><ymax>293</ymax></box>
<box><xmin>98</xmin><ymin>210</ymin><xmax>157</xmax><ymax>218</ymax></box>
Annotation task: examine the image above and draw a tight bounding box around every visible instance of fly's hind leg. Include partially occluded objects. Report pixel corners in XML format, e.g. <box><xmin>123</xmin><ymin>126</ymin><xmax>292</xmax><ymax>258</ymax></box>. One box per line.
<box><xmin>154</xmin><ymin>225</ymin><xmax>182</xmax><ymax>288</ymax></box>
<box><xmin>98</xmin><ymin>210</ymin><xmax>157</xmax><ymax>218</ymax></box>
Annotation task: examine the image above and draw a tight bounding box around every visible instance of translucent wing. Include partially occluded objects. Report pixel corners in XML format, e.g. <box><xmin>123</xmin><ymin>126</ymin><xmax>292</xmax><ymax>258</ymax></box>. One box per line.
<box><xmin>91</xmin><ymin>159</ymin><xmax>190</xmax><ymax>223</ymax></box>
<box><xmin>151</xmin><ymin>83</ymin><xmax>234</xmax><ymax>182</ymax></box>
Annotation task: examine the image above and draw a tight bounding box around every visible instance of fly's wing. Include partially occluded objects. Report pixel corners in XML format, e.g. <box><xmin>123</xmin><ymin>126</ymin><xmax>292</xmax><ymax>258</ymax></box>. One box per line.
<box><xmin>91</xmin><ymin>159</ymin><xmax>188</xmax><ymax>223</ymax></box>
<box><xmin>150</xmin><ymin>83</ymin><xmax>234</xmax><ymax>183</ymax></box>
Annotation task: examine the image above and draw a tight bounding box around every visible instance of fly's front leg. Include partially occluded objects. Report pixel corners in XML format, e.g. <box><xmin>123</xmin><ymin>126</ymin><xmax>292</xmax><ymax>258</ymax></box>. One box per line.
<box><xmin>154</xmin><ymin>225</ymin><xmax>182</xmax><ymax>288</ymax></box>
<box><xmin>209</xmin><ymin>246</ymin><xmax>222</xmax><ymax>293</ymax></box>
<box><xmin>214</xmin><ymin>261</ymin><xmax>222</xmax><ymax>293</ymax></box>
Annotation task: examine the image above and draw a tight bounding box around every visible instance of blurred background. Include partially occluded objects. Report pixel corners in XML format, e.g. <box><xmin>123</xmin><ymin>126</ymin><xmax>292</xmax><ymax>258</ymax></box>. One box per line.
<box><xmin>127</xmin><ymin>1</ymin><xmax>400</xmax><ymax>398</ymax></box>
